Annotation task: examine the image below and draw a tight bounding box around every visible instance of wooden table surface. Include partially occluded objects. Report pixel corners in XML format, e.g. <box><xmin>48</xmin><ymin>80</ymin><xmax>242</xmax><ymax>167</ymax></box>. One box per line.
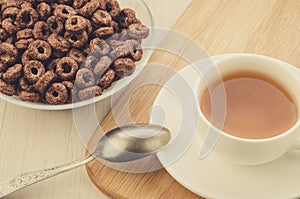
<box><xmin>0</xmin><ymin>0</ymin><xmax>299</xmax><ymax>198</ymax></box>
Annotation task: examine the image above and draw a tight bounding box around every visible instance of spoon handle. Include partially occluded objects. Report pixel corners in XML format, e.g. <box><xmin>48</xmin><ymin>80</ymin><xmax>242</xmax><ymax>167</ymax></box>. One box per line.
<box><xmin>0</xmin><ymin>155</ymin><xmax>94</xmax><ymax>198</ymax></box>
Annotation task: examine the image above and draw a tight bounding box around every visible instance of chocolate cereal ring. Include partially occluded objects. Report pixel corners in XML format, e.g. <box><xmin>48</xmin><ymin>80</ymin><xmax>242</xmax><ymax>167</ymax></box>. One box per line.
<box><xmin>56</xmin><ymin>57</ymin><xmax>78</xmax><ymax>80</ymax></box>
<box><xmin>28</xmin><ymin>40</ymin><xmax>52</xmax><ymax>61</ymax></box>
<box><xmin>36</xmin><ymin>2</ymin><xmax>51</xmax><ymax>21</ymax></box>
<box><xmin>128</xmin><ymin>23</ymin><xmax>150</xmax><ymax>39</ymax></box>
<box><xmin>2</xmin><ymin>18</ymin><xmax>19</xmax><ymax>34</ymax></box>
<box><xmin>2</xmin><ymin>7</ymin><xmax>20</xmax><ymax>19</ymax></box>
<box><xmin>21</xmin><ymin>50</ymin><xmax>32</xmax><ymax>65</ymax></box>
<box><xmin>92</xmin><ymin>10</ymin><xmax>112</xmax><ymax>26</ymax></box>
<box><xmin>1</xmin><ymin>0</ymin><xmax>22</xmax><ymax>11</ymax></box>
<box><xmin>45</xmin><ymin>83</ymin><xmax>68</xmax><ymax>105</ymax></box>
<box><xmin>94</xmin><ymin>56</ymin><xmax>112</xmax><ymax>77</ymax></box>
<box><xmin>35</xmin><ymin>70</ymin><xmax>56</xmax><ymax>93</ymax></box>
<box><xmin>61</xmin><ymin>80</ymin><xmax>73</xmax><ymax>89</ymax></box>
<box><xmin>77</xmin><ymin>86</ymin><xmax>102</xmax><ymax>101</ymax></box>
<box><xmin>104</xmin><ymin>0</ymin><xmax>121</xmax><ymax>18</ymax></box>
<box><xmin>126</xmin><ymin>39</ymin><xmax>143</xmax><ymax>61</ymax></box>
<box><xmin>98</xmin><ymin>69</ymin><xmax>115</xmax><ymax>89</ymax></box>
<box><xmin>67</xmin><ymin>48</ymin><xmax>85</xmax><ymax>65</ymax></box>
<box><xmin>61</xmin><ymin>80</ymin><xmax>74</xmax><ymax>103</ymax></box>
<box><xmin>47</xmin><ymin>33</ymin><xmax>70</xmax><ymax>53</ymax></box>
<box><xmin>2</xmin><ymin>64</ymin><xmax>23</xmax><ymax>83</ymax></box>
<box><xmin>73</xmin><ymin>0</ymin><xmax>89</xmax><ymax>9</ymax></box>
<box><xmin>15</xmin><ymin>38</ymin><xmax>33</xmax><ymax>50</ymax></box>
<box><xmin>54</xmin><ymin>5</ymin><xmax>76</xmax><ymax>22</ymax></box>
<box><xmin>83</xmin><ymin>56</ymin><xmax>98</xmax><ymax>70</ymax></box>
<box><xmin>109</xmin><ymin>43</ymin><xmax>131</xmax><ymax>60</ymax></box>
<box><xmin>78</xmin><ymin>0</ymin><xmax>100</xmax><ymax>17</ymax></box>
<box><xmin>23</xmin><ymin>60</ymin><xmax>45</xmax><ymax>83</ymax></box>
<box><xmin>19</xmin><ymin>91</ymin><xmax>41</xmax><ymax>103</ymax></box>
<box><xmin>16</xmin><ymin>29</ymin><xmax>33</xmax><ymax>40</ymax></box>
<box><xmin>16</xmin><ymin>6</ymin><xmax>39</xmax><ymax>28</ymax></box>
<box><xmin>75</xmin><ymin>68</ymin><xmax>95</xmax><ymax>89</ymax></box>
<box><xmin>61</xmin><ymin>81</ymin><xmax>73</xmax><ymax>91</ymax></box>
<box><xmin>94</xmin><ymin>27</ymin><xmax>114</xmax><ymax>39</ymax></box>
<box><xmin>0</xmin><ymin>42</ymin><xmax>18</xmax><ymax>66</ymax></box>
<box><xmin>0</xmin><ymin>79</ymin><xmax>17</xmax><ymax>96</ymax></box>
<box><xmin>47</xmin><ymin>16</ymin><xmax>64</xmax><ymax>34</ymax></box>
<box><xmin>89</xmin><ymin>38</ymin><xmax>110</xmax><ymax>56</ymax></box>
<box><xmin>64</xmin><ymin>30</ymin><xmax>88</xmax><ymax>48</ymax></box>
<box><xmin>114</xmin><ymin>58</ymin><xmax>136</xmax><ymax>78</ymax></box>
<box><xmin>33</xmin><ymin>21</ymin><xmax>50</xmax><ymax>40</ymax></box>
<box><xmin>65</xmin><ymin>15</ymin><xmax>86</xmax><ymax>33</ymax></box>
<box><xmin>18</xmin><ymin>77</ymin><xmax>35</xmax><ymax>92</ymax></box>
<box><xmin>118</xmin><ymin>8</ymin><xmax>136</xmax><ymax>28</ymax></box>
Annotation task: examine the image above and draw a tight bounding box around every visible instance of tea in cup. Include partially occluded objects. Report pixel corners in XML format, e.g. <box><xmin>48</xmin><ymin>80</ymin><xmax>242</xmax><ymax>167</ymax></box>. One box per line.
<box><xmin>196</xmin><ymin>54</ymin><xmax>300</xmax><ymax>165</ymax></box>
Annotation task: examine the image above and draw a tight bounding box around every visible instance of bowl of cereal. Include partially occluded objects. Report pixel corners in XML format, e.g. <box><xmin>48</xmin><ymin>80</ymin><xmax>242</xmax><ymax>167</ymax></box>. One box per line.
<box><xmin>0</xmin><ymin>0</ymin><xmax>154</xmax><ymax>110</ymax></box>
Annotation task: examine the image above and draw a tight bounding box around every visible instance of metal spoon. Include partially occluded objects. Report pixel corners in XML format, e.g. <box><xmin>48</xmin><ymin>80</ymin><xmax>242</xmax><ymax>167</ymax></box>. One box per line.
<box><xmin>0</xmin><ymin>124</ymin><xmax>171</xmax><ymax>198</ymax></box>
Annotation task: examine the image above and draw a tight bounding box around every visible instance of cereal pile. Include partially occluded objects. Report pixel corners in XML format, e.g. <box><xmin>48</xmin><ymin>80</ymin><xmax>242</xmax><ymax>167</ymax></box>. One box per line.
<box><xmin>0</xmin><ymin>0</ymin><xmax>149</xmax><ymax>105</ymax></box>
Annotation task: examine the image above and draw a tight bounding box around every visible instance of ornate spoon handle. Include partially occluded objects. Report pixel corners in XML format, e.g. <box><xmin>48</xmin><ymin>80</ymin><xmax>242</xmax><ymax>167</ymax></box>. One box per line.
<box><xmin>0</xmin><ymin>155</ymin><xmax>94</xmax><ymax>198</ymax></box>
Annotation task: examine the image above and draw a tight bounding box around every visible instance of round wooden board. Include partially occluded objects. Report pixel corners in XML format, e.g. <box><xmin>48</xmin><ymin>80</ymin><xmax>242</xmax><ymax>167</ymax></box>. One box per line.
<box><xmin>85</xmin><ymin>156</ymin><xmax>203</xmax><ymax>199</ymax></box>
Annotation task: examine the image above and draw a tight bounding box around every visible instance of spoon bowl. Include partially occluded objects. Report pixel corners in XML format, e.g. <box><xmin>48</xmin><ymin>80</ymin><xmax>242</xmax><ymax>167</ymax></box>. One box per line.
<box><xmin>95</xmin><ymin>124</ymin><xmax>171</xmax><ymax>162</ymax></box>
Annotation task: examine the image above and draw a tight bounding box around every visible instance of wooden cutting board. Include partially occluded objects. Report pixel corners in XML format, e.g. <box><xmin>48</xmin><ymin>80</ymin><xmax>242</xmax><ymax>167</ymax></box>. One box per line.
<box><xmin>86</xmin><ymin>0</ymin><xmax>299</xmax><ymax>198</ymax></box>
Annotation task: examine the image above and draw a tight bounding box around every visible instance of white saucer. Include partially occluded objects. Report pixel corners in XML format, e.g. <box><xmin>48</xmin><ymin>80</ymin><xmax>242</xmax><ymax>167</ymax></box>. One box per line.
<box><xmin>151</xmin><ymin>54</ymin><xmax>300</xmax><ymax>199</ymax></box>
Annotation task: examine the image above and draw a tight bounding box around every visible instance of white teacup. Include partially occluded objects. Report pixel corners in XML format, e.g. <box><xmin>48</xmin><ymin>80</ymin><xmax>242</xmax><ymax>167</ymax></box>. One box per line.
<box><xmin>196</xmin><ymin>54</ymin><xmax>300</xmax><ymax>165</ymax></box>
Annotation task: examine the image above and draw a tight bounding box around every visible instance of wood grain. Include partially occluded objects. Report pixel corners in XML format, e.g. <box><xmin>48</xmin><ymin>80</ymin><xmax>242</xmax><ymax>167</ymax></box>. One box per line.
<box><xmin>87</xmin><ymin>0</ymin><xmax>300</xmax><ymax>198</ymax></box>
